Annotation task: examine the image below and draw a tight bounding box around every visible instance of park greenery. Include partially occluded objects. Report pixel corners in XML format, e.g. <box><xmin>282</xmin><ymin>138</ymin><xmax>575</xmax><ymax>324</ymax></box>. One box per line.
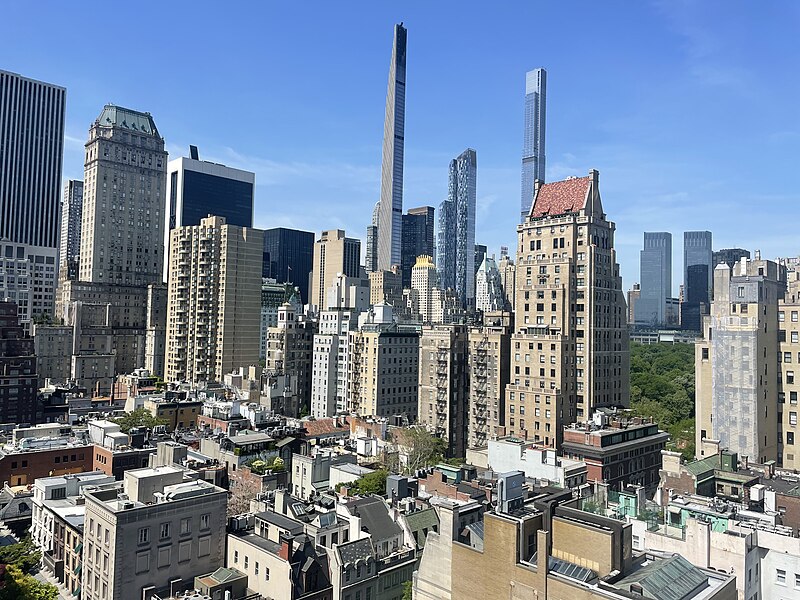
<box><xmin>112</xmin><ymin>407</ymin><xmax>168</xmax><ymax>433</ymax></box>
<box><xmin>629</xmin><ymin>342</ymin><xmax>695</xmax><ymax>459</ymax></box>
<box><xmin>0</xmin><ymin>536</ymin><xmax>57</xmax><ymax>600</ymax></box>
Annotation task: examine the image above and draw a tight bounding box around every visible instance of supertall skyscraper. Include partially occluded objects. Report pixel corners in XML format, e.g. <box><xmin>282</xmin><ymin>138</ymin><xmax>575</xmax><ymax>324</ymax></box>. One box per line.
<box><xmin>438</xmin><ymin>149</ymin><xmax>477</xmax><ymax>309</ymax></box>
<box><xmin>634</xmin><ymin>232</ymin><xmax>672</xmax><ymax>326</ymax></box>
<box><xmin>376</xmin><ymin>23</ymin><xmax>407</xmax><ymax>270</ymax></box>
<box><xmin>520</xmin><ymin>68</ymin><xmax>547</xmax><ymax>222</ymax></box>
<box><xmin>0</xmin><ymin>70</ymin><xmax>66</xmax><ymax>248</ymax></box>
<box><xmin>79</xmin><ymin>105</ymin><xmax>168</xmax><ymax>286</ymax></box>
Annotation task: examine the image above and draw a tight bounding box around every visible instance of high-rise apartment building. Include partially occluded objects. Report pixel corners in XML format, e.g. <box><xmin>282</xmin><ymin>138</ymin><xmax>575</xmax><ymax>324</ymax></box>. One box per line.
<box><xmin>60</xmin><ymin>180</ymin><xmax>84</xmax><ymax>281</ymax></box>
<box><xmin>474</xmin><ymin>244</ymin><xmax>487</xmax><ymax>278</ymax></box>
<box><xmin>400</xmin><ymin>206</ymin><xmax>435</xmax><ymax>287</ymax></box>
<box><xmin>498</xmin><ymin>247</ymin><xmax>516</xmax><ymax>311</ymax></box>
<box><xmin>475</xmin><ymin>255</ymin><xmax>505</xmax><ymax>313</ymax></box>
<box><xmin>634</xmin><ymin>232</ymin><xmax>672</xmax><ymax>327</ymax></box>
<box><xmin>409</xmin><ymin>255</ymin><xmax>444</xmax><ymax>324</ymax></box>
<box><xmin>418</xmin><ymin>324</ymin><xmax>469</xmax><ymax>457</ymax></box>
<box><xmin>376</xmin><ymin>23</ymin><xmax>407</xmax><ymax>270</ymax></box>
<box><xmin>696</xmin><ymin>257</ymin><xmax>786</xmax><ymax>464</ymax></box>
<box><xmin>165</xmin><ymin>149</ymin><xmax>255</xmax><ymax>277</ymax></box>
<box><xmin>348</xmin><ymin>311</ymin><xmax>419</xmax><ymax>419</ymax></box>
<box><xmin>165</xmin><ymin>216</ymin><xmax>263</xmax><ymax>384</ymax></box>
<box><xmin>81</xmin><ymin>466</ymin><xmax>227</xmax><ymax>600</ymax></box>
<box><xmin>520</xmin><ymin>68</ymin><xmax>547</xmax><ymax>223</ymax></box>
<box><xmin>627</xmin><ymin>283</ymin><xmax>641</xmax><ymax>325</ymax></box>
<box><xmin>468</xmin><ymin>312</ymin><xmax>513</xmax><ymax>449</ymax></box>
<box><xmin>260</xmin><ymin>279</ymin><xmax>291</xmax><ymax>360</ymax></box>
<box><xmin>507</xmin><ymin>170</ymin><xmax>629</xmax><ymax>448</ymax></box>
<box><xmin>262</xmin><ymin>227</ymin><xmax>314</xmax><ymax>304</ymax></box>
<box><xmin>370</xmin><ymin>267</ymin><xmax>403</xmax><ymax>310</ymax></box>
<box><xmin>311</xmin><ymin>230</ymin><xmax>361</xmax><ymax>312</ymax></box>
<box><xmin>266</xmin><ymin>303</ymin><xmax>315</xmax><ymax>416</ymax></box>
<box><xmin>713</xmin><ymin>248</ymin><xmax>750</xmax><ymax>270</ymax></box>
<box><xmin>144</xmin><ymin>283</ymin><xmax>167</xmax><ymax>377</ymax></box>
<box><xmin>79</xmin><ymin>105</ymin><xmax>167</xmax><ymax>286</ymax></box>
<box><xmin>438</xmin><ymin>149</ymin><xmax>477</xmax><ymax>309</ymax></box>
<box><xmin>682</xmin><ymin>230</ymin><xmax>713</xmax><ymax>332</ymax></box>
<box><xmin>0</xmin><ymin>239</ymin><xmax>57</xmax><ymax>328</ymax></box>
<box><xmin>0</xmin><ymin>70</ymin><xmax>66</xmax><ymax>248</ymax></box>
<box><xmin>0</xmin><ymin>300</ymin><xmax>39</xmax><ymax>424</ymax></box>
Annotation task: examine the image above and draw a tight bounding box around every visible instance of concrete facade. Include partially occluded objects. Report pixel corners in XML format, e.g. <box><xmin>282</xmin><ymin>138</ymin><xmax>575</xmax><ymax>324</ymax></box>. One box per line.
<box><xmin>310</xmin><ymin>229</ymin><xmax>361</xmax><ymax>313</ymax></box>
<box><xmin>165</xmin><ymin>215</ymin><xmax>263</xmax><ymax>384</ymax></box>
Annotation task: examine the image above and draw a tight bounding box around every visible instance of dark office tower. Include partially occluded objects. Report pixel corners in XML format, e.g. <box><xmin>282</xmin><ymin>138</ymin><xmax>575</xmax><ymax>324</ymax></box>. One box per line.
<box><xmin>166</xmin><ymin>148</ymin><xmax>254</xmax><ymax>229</ymax></box>
<box><xmin>520</xmin><ymin>68</ymin><xmax>546</xmax><ymax>222</ymax></box>
<box><xmin>377</xmin><ymin>23</ymin><xmax>408</xmax><ymax>271</ymax></box>
<box><xmin>60</xmin><ymin>180</ymin><xmax>83</xmax><ymax>281</ymax></box>
<box><xmin>365</xmin><ymin>202</ymin><xmax>380</xmax><ymax>273</ymax></box>
<box><xmin>400</xmin><ymin>206</ymin><xmax>435</xmax><ymax>288</ymax></box>
<box><xmin>262</xmin><ymin>228</ymin><xmax>314</xmax><ymax>303</ymax></box>
<box><xmin>0</xmin><ymin>70</ymin><xmax>66</xmax><ymax>248</ymax></box>
<box><xmin>0</xmin><ymin>301</ymin><xmax>38</xmax><ymax>425</ymax></box>
<box><xmin>682</xmin><ymin>231</ymin><xmax>713</xmax><ymax>332</ymax></box>
<box><xmin>634</xmin><ymin>232</ymin><xmax>672</xmax><ymax>326</ymax></box>
<box><xmin>713</xmin><ymin>248</ymin><xmax>751</xmax><ymax>270</ymax></box>
<box><xmin>438</xmin><ymin>149</ymin><xmax>477</xmax><ymax>309</ymax></box>
<box><xmin>474</xmin><ymin>244</ymin><xmax>487</xmax><ymax>277</ymax></box>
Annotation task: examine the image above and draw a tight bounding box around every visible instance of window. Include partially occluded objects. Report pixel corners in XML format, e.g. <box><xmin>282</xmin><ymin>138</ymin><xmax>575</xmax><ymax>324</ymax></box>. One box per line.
<box><xmin>138</xmin><ymin>527</ymin><xmax>150</xmax><ymax>544</ymax></box>
<box><xmin>788</xmin><ymin>432</ymin><xmax>794</xmax><ymax>445</ymax></box>
<box><xmin>790</xmin><ymin>372</ymin><xmax>796</xmax><ymax>385</ymax></box>
<box><xmin>265</xmin><ymin>567</ymin><xmax>270</xmax><ymax>581</ymax></box>
<box><xmin>795</xmin><ymin>572</ymin><xmax>800</xmax><ymax>588</ymax></box>
<box><xmin>244</xmin><ymin>556</ymin><xmax>249</xmax><ymax>569</ymax></box>
<box><xmin>255</xmin><ymin>562</ymin><xmax>259</xmax><ymax>576</ymax></box>
<box><xmin>777</xmin><ymin>569</ymin><xmax>786</xmax><ymax>585</ymax></box>
<box><xmin>200</xmin><ymin>513</ymin><xmax>210</xmax><ymax>530</ymax></box>
<box><xmin>160</xmin><ymin>522</ymin><xmax>170</xmax><ymax>539</ymax></box>
<box><xmin>234</xmin><ymin>550</ymin><xmax>239</xmax><ymax>564</ymax></box>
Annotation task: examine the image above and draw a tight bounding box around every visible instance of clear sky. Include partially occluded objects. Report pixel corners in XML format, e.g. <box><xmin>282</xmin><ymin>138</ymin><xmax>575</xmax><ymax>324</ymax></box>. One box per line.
<box><xmin>3</xmin><ymin>1</ymin><xmax>799</xmax><ymax>294</ymax></box>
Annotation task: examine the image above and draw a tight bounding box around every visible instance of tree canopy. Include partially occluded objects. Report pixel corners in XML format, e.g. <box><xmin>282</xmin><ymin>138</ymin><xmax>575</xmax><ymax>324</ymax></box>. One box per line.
<box><xmin>629</xmin><ymin>342</ymin><xmax>695</xmax><ymax>459</ymax></box>
<box><xmin>112</xmin><ymin>407</ymin><xmax>168</xmax><ymax>433</ymax></box>
<box><xmin>390</xmin><ymin>427</ymin><xmax>447</xmax><ymax>474</ymax></box>
<box><xmin>0</xmin><ymin>537</ymin><xmax>57</xmax><ymax>600</ymax></box>
<box><xmin>336</xmin><ymin>470</ymin><xmax>388</xmax><ymax>496</ymax></box>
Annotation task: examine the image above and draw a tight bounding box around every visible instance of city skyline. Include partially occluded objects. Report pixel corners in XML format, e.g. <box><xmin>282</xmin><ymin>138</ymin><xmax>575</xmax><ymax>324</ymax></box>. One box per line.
<box><xmin>3</xmin><ymin>2</ymin><xmax>799</xmax><ymax>295</ymax></box>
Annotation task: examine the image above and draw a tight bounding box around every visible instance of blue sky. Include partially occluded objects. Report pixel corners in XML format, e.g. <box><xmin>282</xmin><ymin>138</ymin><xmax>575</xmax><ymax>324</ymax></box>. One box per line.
<box><xmin>3</xmin><ymin>1</ymin><xmax>799</xmax><ymax>294</ymax></box>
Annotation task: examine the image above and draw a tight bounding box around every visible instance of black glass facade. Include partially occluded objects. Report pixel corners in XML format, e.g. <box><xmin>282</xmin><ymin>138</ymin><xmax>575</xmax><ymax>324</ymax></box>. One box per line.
<box><xmin>263</xmin><ymin>228</ymin><xmax>314</xmax><ymax>304</ymax></box>
<box><xmin>400</xmin><ymin>207</ymin><xmax>435</xmax><ymax>288</ymax></box>
<box><xmin>180</xmin><ymin>170</ymin><xmax>253</xmax><ymax>228</ymax></box>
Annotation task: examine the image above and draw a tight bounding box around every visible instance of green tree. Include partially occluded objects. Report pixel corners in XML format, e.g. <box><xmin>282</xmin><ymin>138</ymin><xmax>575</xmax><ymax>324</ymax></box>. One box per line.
<box><xmin>0</xmin><ymin>564</ymin><xmax>58</xmax><ymax>600</ymax></box>
<box><xmin>402</xmin><ymin>580</ymin><xmax>413</xmax><ymax>600</ymax></box>
<box><xmin>336</xmin><ymin>470</ymin><xmax>388</xmax><ymax>496</ymax></box>
<box><xmin>0</xmin><ymin>537</ymin><xmax>41</xmax><ymax>574</ymax></box>
<box><xmin>392</xmin><ymin>427</ymin><xmax>447</xmax><ymax>474</ymax></box>
<box><xmin>112</xmin><ymin>407</ymin><xmax>168</xmax><ymax>433</ymax></box>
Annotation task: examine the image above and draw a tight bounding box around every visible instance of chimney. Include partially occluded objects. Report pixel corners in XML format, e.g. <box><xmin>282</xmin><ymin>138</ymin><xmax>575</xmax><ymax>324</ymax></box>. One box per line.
<box><xmin>278</xmin><ymin>535</ymin><xmax>293</xmax><ymax>561</ymax></box>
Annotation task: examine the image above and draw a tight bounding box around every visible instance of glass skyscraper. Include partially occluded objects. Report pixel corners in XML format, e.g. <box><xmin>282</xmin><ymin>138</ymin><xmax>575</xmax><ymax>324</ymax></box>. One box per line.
<box><xmin>377</xmin><ymin>23</ymin><xmax>407</xmax><ymax>270</ymax></box>
<box><xmin>683</xmin><ymin>230</ymin><xmax>713</xmax><ymax>331</ymax></box>
<box><xmin>634</xmin><ymin>232</ymin><xmax>672</xmax><ymax>326</ymax></box>
<box><xmin>520</xmin><ymin>68</ymin><xmax>547</xmax><ymax>222</ymax></box>
<box><xmin>262</xmin><ymin>227</ymin><xmax>314</xmax><ymax>304</ymax></box>
<box><xmin>438</xmin><ymin>149</ymin><xmax>477</xmax><ymax>309</ymax></box>
<box><xmin>400</xmin><ymin>206</ymin><xmax>435</xmax><ymax>288</ymax></box>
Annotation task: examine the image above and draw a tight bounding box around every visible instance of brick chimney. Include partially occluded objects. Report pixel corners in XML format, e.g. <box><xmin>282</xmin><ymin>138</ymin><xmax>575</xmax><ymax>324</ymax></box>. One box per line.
<box><xmin>278</xmin><ymin>535</ymin><xmax>293</xmax><ymax>561</ymax></box>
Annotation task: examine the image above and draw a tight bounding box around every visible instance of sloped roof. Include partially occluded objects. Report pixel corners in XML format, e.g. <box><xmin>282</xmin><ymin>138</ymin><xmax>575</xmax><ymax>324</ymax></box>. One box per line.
<box><xmin>614</xmin><ymin>555</ymin><xmax>709</xmax><ymax>600</ymax></box>
<box><xmin>95</xmin><ymin>104</ymin><xmax>160</xmax><ymax>137</ymax></box>
<box><xmin>530</xmin><ymin>176</ymin><xmax>590</xmax><ymax>218</ymax></box>
<box><xmin>302</xmin><ymin>418</ymin><xmax>349</xmax><ymax>438</ymax></box>
<box><xmin>404</xmin><ymin>508</ymin><xmax>439</xmax><ymax>548</ymax></box>
<box><xmin>337</xmin><ymin>537</ymin><xmax>374</xmax><ymax>566</ymax></box>
<box><xmin>349</xmin><ymin>496</ymin><xmax>402</xmax><ymax>541</ymax></box>
<box><xmin>683</xmin><ymin>454</ymin><xmax>720</xmax><ymax>477</ymax></box>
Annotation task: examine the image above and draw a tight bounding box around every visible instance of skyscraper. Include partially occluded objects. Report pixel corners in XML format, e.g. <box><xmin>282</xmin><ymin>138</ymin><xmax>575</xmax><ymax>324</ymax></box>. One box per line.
<box><xmin>0</xmin><ymin>70</ymin><xmax>66</xmax><ymax>248</ymax></box>
<box><xmin>713</xmin><ymin>248</ymin><xmax>750</xmax><ymax>270</ymax></box>
<box><xmin>79</xmin><ymin>105</ymin><xmax>168</xmax><ymax>286</ymax></box>
<box><xmin>438</xmin><ymin>149</ymin><xmax>477</xmax><ymax>309</ymax></box>
<box><xmin>165</xmin><ymin>216</ymin><xmax>263</xmax><ymax>383</ymax></box>
<box><xmin>520</xmin><ymin>68</ymin><xmax>547</xmax><ymax>222</ymax></box>
<box><xmin>400</xmin><ymin>205</ymin><xmax>435</xmax><ymax>287</ymax></box>
<box><xmin>507</xmin><ymin>170</ymin><xmax>629</xmax><ymax>447</ymax></box>
<box><xmin>634</xmin><ymin>232</ymin><xmax>672</xmax><ymax>327</ymax></box>
<box><xmin>365</xmin><ymin>201</ymin><xmax>380</xmax><ymax>273</ymax></box>
<box><xmin>376</xmin><ymin>23</ymin><xmax>407</xmax><ymax>270</ymax></box>
<box><xmin>475</xmin><ymin>255</ymin><xmax>505</xmax><ymax>313</ymax></box>
<box><xmin>683</xmin><ymin>230</ymin><xmax>713</xmax><ymax>331</ymax></box>
<box><xmin>60</xmin><ymin>180</ymin><xmax>83</xmax><ymax>281</ymax></box>
<box><xmin>310</xmin><ymin>230</ymin><xmax>361</xmax><ymax>312</ymax></box>
<box><xmin>262</xmin><ymin>227</ymin><xmax>314</xmax><ymax>303</ymax></box>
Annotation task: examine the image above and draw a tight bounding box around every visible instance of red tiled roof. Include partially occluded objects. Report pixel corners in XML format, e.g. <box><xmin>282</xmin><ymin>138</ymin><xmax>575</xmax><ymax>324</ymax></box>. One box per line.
<box><xmin>302</xmin><ymin>417</ymin><xmax>349</xmax><ymax>438</ymax></box>
<box><xmin>530</xmin><ymin>176</ymin><xmax>591</xmax><ymax>218</ymax></box>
